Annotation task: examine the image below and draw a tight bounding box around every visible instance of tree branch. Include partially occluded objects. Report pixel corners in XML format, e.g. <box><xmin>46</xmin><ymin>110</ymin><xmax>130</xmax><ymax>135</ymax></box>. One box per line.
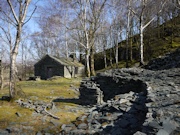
<box><xmin>0</xmin><ymin>26</ymin><xmax>11</xmax><ymax>43</ymax></box>
<box><xmin>23</xmin><ymin>5</ymin><xmax>37</xmax><ymax>25</ymax></box>
<box><xmin>1</xmin><ymin>11</ymin><xmax>17</xmax><ymax>27</ymax></box>
<box><xmin>142</xmin><ymin>17</ymin><xmax>155</xmax><ymax>30</ymax></box>
<box><xmin>22</xmin><ymin>0</ymin><xmax>32</xmax><ymax>23</ymax></box>
<box><xmin>7</xmin><ymin>0</ymin><xmax>19</xmax><ymax>24</ymax></box>
<box><xmin>44</xmin><ymin>106</ymin><xmax>60</xmax><ymax>120</ymax></box>
<box><xmin>71</xmin><ymin>37</ymin><xmax>86</xmax><ymax>49</ymax></box>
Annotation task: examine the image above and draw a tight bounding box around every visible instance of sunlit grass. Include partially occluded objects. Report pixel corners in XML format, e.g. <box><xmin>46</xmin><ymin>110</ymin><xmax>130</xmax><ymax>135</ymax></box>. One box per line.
<box><xmin>0</xmin><ymin>77</ymin><xmax>84</xmax><ymax>133</ymax></box>
<box><xmin>0</xmin><ymin>102</ymin><xmax>33</xmax><ymax>129</ymax></box>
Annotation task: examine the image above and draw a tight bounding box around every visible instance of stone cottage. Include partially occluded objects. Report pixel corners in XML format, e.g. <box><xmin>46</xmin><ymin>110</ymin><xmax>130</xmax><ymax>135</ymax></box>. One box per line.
<box><xmin>34</xmin><ymin>55</ymin><xmax>85</xmax><ymax>79</ymax></box>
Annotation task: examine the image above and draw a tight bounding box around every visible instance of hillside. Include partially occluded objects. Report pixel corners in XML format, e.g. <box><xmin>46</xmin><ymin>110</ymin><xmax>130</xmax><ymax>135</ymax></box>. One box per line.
<box><xmin>95</xmin><ymin>15</ymin><xmax>180</xmax><ymax>71</ymax></box>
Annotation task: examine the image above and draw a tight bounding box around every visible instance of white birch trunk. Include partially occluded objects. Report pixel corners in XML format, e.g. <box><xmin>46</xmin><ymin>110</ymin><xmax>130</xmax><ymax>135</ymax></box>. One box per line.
<box><xmin>115</xmin><ymin>36</ymin><xmax>119</xmax><ymax>68</ymax></box>
<box><xmin>140</xmin><ymin>24</ymin><xmax>144</xmax><ymax>65</ymax></box>
<box><xmin>126</xmin><ymin>0</ymin><xmax>131</xmax><ymax>67</ymax></box>
<box><xmin>7</xmin><ymin>0</ymin><xmax>32</xmax><ymax>98</ymax></box>
<box><xmin>104</xmin><ymin>50</ymin><xmax>107</xmax><ymax>68</ymax></box>
<box><xmin>0</xmin><ymin>60</ymin><xmax>3</xmax><ymax>90</ymax></box>
<box><xmin>86</xmin><ymin>47</ymin><xmax>90</xmax><ymax>77</ymax></box>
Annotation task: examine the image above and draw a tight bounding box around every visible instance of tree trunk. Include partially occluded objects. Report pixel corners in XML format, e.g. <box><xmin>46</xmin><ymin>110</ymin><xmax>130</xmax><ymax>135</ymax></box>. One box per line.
<box><xmin>157</xmin><ymin>14</ymin><xmax>160</xmax><ymax>39</ymax></box>
<box><xmin>126</xmin><ymin>0</ymin><xmax>131</xmax><ymax>68</ymax></box>
<box><xmin>6</xmin><ymin>0</ymin><xmax>32</xmax><ymax>99</ymax></box>
<box><xmin>65</xmin><ymin>32</ymin><xmax>69</xmax><ymax>58</ymax></box>
<box><xmin>103</xmin><ymin>42</ymin><xmax>107</xmax><ymax>68</ymax></box>
<box><xmin>129</xmin><ymin>36</ymin><xmax>133</xmax><ymax>61</ymax></box>
<box><xmin>0</xmin><ymin>60</ymin><xmax>3</xmax><ymax>90</ymax></box>
<box><xmin>79</xmin><ymin>45</ymin><xmax>83</xmax><ymax>63</ymax></box>
<box><xmin>9</xmin><ymin>22</ymin><xmax>22</xmax><ymax>99</ymax></box>
<box><xmin>104</xmin><ymin>51</ymin><xmax>107</xmax><ymax>68</ymax></box>
<box><xmin>110</xmin><ymin>49</ymin><xmax>113</xmax><ymax>67</ymax></box>
<box><xmin>115</xmin><ymin>41</ymin><xmax>118</xmax><ymax>68</ymax></box>
<box><xmin>9</xmin><ymin>53</ymin><xmax>17</xmax><ymax>98</ymax></box>
<box><xmin>171</xmin><ymin>18</ymin><xmax>174</xmax><ymax>44</ymax></box>
<box><xmin>0</xmin><ymin>72</ymin><xmax>4</xmax><ymax>90</ymax></box>
<box><xmin>86</xmin><ymin>49</ymin><xmax>90</xmax><ymax>77</ymax></box>
<box><xmin>140</xmin><ymin>25</ymin><xmax>144</xmax><ymax>65</ymax></box>
<box><xmin>90</xmin><ymin>45</ymin><xmax>96</xmax><ymax>76</ymax></box>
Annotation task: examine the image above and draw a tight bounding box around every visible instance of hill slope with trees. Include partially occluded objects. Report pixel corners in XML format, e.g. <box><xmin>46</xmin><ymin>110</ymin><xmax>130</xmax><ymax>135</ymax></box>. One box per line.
<box><xmin>94</xmin><ymin>15</ymin><xmax>180</xmax><ymax>71</ymax></box>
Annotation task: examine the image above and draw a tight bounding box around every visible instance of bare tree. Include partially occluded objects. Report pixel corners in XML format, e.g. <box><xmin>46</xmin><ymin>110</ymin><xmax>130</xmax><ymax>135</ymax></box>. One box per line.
<box><xmin>0</xmin><ymin>0</ymin><xmax>36</xmax><ymax>99</ymax></box>
<box><xmin>125</xmin><ymin>0</ymin><xmax>132</xmax><ymax>67</ymax></box>
<box><xmin>131</xmin><ymin>0</ymin><xmax>167</xmax><ymax>65</ymax></box>
<box><xmin>66</xmin><ymin>0</ymin><xmax>107</xmax><ymax>76</ymax></box>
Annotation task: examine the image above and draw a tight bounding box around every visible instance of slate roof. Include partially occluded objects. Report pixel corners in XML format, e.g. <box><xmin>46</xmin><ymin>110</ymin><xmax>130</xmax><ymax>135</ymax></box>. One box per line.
<box><xmin>34</xmin><ymin>54</ymin><xmax>84</xmax><ymax>67</ymax></box>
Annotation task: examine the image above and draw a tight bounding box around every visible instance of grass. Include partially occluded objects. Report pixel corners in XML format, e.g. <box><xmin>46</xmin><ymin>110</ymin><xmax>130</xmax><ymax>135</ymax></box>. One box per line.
<box><xmin>0</xmin><ymin>102</ymin><xmax>33</xmax><ymax>129</ymax></box>
<box><xmin>97</xmin><ymin>60</ymin><xmax>139</xmax><ymax>73</ymax></box>
<box><xmin>0</xmin><ymin>77</ymin><xmax>85</xmax><ymax>133</ymax></box>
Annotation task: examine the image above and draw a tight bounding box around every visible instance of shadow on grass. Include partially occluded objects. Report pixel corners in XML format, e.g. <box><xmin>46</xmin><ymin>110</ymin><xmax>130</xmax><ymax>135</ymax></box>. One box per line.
<box><xmin>52</xmin><ymin>98</ymin><xmax>90</xmax><ymax>106</ymax></box>
<box><xmin>0</xmin><ymin>96</ymin><xmax>11</xmax><ymax>101</ymax></box>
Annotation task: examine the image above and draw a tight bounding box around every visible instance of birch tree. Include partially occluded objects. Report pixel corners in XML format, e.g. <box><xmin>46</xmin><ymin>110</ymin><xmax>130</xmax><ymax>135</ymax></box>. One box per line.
<box><xmin>0</xmin><ymin>0</ymin><xmax>36</xmax><ymax>99</ymax></box>
<box><xmin>131</xmin><ymin>0</ymin><xmax>167</xmax><ymax>65</ymax></box>
<box><xmin>69</xmin><ymin>0</ymin><xmax>107</xmax><ymax>76</ymax></box>
<box><xmin>125</xmin><ymin>0</ymin><xmax>132</xmax><ymax>67</ymax></box>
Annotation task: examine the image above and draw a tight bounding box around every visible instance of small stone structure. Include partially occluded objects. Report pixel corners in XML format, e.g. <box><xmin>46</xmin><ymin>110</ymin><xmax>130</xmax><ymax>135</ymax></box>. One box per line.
<box><xmin>79</xmin><ymin>78</ymin><xmax>104</xmax><ymax>105</ymax></box>
<box><xmin>34</xmin><ymin>55</ymin><xmax>85</xmax><ymax>79</ymax></box>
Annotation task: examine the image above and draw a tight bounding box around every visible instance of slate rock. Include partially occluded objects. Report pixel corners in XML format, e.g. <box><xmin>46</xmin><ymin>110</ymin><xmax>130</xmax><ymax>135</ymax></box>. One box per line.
<box><xmin>134</xmin><ymin>131</ymin><xmax>147</xmax><ymax>135</ymax></box>
<box><xmin>156</xmin><ymin>129</ymin><xmax>169</xmax><ymax>135</ymax></box>
<box><xmin>0</xmin><ymin>129</ymin><xmax>9</xmax><ymax>135</ymax></box>
<box><xmin>36</xmin><ymin>132</ymin><xmax>43</xmax><ymax>135</ymax></box>
<box><xmin>77</xmin><ymin>123</ymin><xmax>88</xmax><ymax>130</ymax></box>
<box><xmin>148</xmin><ymin>121</ymin><xmax>162</xmax><ymax>129</ymax></box>
<box><xmin>162</xmin><ymin>119</ymin><xmax>178</xmax><ymax>134</ymax></box>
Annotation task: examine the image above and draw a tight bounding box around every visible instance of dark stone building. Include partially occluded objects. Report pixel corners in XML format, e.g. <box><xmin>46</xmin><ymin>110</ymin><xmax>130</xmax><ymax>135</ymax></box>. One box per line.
<box><xmin>34</xmin><ymin>55</ymin><xmax>85</xmax><ymax>79</ymax></box>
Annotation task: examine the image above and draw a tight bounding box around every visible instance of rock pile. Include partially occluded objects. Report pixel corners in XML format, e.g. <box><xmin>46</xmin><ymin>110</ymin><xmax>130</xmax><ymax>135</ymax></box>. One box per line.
<box><xmin>61</xmin><ymin>67</ymin><xmax>180</xmax><ymax>135</ymax></box>
<box><xmin>16</xmin><ymin>99</ymin><xmax>60</xmax><ymax>119</ymax></box>
<box><xmin>61</xmin><ymin>90</ymin><xmax>147</xmax><ymax>135</ymax></box>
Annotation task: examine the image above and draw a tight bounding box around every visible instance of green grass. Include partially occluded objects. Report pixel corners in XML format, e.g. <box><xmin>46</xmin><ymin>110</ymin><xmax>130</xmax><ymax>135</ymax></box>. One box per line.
<box><xmin>97</xmin><ymin>60</ymin><xmax>139</xmax><ymax>73</ymax></box>
<box><xmin>0</xmin><ymin>77</ymin><xmax>85</xmax><ymax>133</ymax></box>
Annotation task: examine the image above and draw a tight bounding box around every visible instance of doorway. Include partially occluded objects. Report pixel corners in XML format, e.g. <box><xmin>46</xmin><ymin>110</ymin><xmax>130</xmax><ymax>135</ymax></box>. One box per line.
<box><xmin>47</xmin><ymin>67</ymin><xmax>53</xmax><ymax>78</ymax></box>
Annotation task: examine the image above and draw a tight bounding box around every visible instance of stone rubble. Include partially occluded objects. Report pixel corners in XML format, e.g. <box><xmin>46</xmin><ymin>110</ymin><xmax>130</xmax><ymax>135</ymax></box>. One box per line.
<box><xmin>16</xmin><ymin>99</ymin><xmax>55</xmax><ymax>116</ymax></box>
<box><xmin>60</xmin><ymin>67</ymin><xmax>180</xmax><ymax>135</ymax></box>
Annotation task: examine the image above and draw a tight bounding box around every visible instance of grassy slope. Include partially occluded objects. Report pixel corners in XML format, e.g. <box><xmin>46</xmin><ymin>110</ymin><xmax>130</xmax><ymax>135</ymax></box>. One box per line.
<box><xmin>0</xmin><ymin>77</ymin><xmax>84</xmax><ymax>133</ymax></box>
<box><xmin>95</xmin><ymin>15</ymin><xmax>180</xmax><ymax>72</ymax></box>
